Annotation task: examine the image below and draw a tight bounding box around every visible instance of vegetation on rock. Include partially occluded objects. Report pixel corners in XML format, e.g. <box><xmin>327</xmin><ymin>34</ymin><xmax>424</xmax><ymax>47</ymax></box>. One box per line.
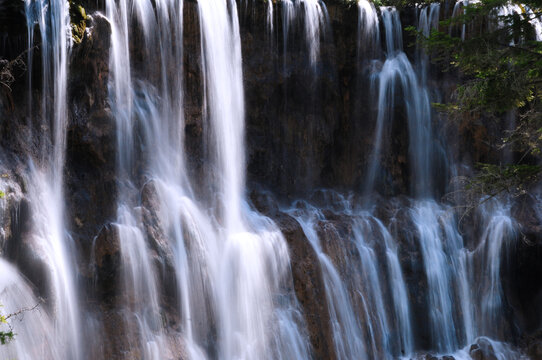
<box><xmin>0</xmin><ymin>305</ymin><xmax>15</xmax><ymax>345</ymax></box>
<box><xmin>0</xmin><ymin>302</ymin><xmax>41</xmax><ymax>345</ymax></box>
<box><xmin>413</xmin><ymin>0</ymin><xmax>542</xmax><ymax>198</ymax></box>
<box><xmin>69</xmin><ymin>0</ymin><xmax>87</xmax><ymax>44</ymax></box>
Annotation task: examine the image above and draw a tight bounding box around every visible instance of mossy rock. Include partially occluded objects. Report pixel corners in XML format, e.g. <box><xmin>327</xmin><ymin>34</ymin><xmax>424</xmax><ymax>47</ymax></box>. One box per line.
<box><xmin>69</xmin><ymin>0</ymin><xmax>87</xmax><ymax>44</ymax></box>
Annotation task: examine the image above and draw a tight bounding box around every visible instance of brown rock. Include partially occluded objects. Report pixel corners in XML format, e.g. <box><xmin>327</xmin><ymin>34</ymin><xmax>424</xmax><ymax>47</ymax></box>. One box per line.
<box><xmin>273</xmin><ymin>211</ymin><xmax>337</xmax><ymax>360</ymax></box>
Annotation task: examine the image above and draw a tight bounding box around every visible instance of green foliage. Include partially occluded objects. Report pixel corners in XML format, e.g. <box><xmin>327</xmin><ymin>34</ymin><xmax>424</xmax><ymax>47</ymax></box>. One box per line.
<box><xmin>0</xmin><ymin>305</ymin><xmax>15</xmax><ymax>345</ymax></box>
<box><xmin>411</xmin><ymin>0</ymin><xmax>542</xmax><ymax>195</ymax></box>
<box><xmin>69</xmin><ymin>0</ymin><xmax>87</xmax><ymax>44</ymax></box>
<box><xmin>0</xmin><ymin>302</ymin><xmax>40</xmax><ymax>346</ymax></box>
<box><xmin>468</xmin><ymin>163</ymin><xmax>542</xmax><ymax>197</ymax></box>
<box><xmin>0</xmin><ymin>330</ymin><xmax>14</xmax><ymax>346</ymax></box>
<box><xmin>378</xmin><ymin>0</ymin><xmax>434</xmax><ymax>8</ymax></box>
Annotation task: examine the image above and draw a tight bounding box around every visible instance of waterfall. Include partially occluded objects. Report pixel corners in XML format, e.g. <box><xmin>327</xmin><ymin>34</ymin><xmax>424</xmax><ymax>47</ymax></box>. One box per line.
<box><xmin>364</xmin><ymin>6</ymin><xmax>435</xmax><ymax>198</ymax></box>
<box><xmin>22</xmin><ymin>0</ymin><xmax>82</xmax><ymax>358</ymax></box>
<box><xmin>417</xmin><ymin>3</ymin><xmax>440</xmax><ymax>85</ymax></box>
<box><xmin>267</xmin><ymin>0</ymin><xmax>274</xmax><ymax>33</ymax></box>
<box><xmin>289</xmin><ymin>203</ymin><xmax>367</xmax><ymax>360</ymax></box>
<box><xmin>451</xmin><ymin>0</ymin><xmax>542</xmax><ymax>42</ymax></box>
<box><xmin>410</xmin><ymin>201</ymin><xmax>458</xmax><ymax>353</ymax></box>
<box><xmin>0</xmin><ymin>259</ymin><xmax>59</xmax><ymax>359</ymax></box>
<box><xmin>198</xmin><ymin>2</ymin><xmax>310</xmax><ymax>358</ymax></box>
<box><xmin>366</xmin><ymin>217</ymin><xmax>413</xmax><ymax>356</ymax></box>
<box><xmin>105</xmin><ymin>0</ymin><xmax>188</xmax><ymax>356</ymax></box>
<box><xmin>470</xmin><ymin>200</ymin><xmax>516</xmax><ymax>338</ymax></box>
<box><xmin>357</xmin><ymin>0</ymin><xmax>380</xmax><ymax>57</ymax></box>
<box><xmin>288</xmin><ymin>193</ymin><xmax>416</xmax><ymax>359</ymax></box>
<box><xmin>198</xmin><ymin>0</ymin><xmax>246</xmax><ymax>231</ymax></box>
<box><xmin>281</xmin><ymin>0</ymin><xmax>327</xmax><ymax>66</ymax></box>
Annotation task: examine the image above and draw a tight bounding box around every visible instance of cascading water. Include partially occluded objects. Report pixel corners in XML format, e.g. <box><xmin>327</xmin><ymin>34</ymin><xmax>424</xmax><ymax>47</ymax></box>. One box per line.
<box><xmin>105</xmin><ymin>0</ymin><xmax>170</xmax><ymax>356</ymax></box>
<box><xmin>409</xmin><ymin>201</ymin><xmax>459</xmax><ymax>353</ymax></box>
<box><xmin>104</xmin><ymin>0</ymin><xmax>312</xmax><ymax>357</ymax></box>
<box><xmin>282</xmin><ymin>0</ymin><xmax>327</xmax><ymax>66</ymax></box>
<box><xmin>0</xmin><ymin>259</ymin><xmax>59</xmax><ymax>360</ymax></box>
<box><xmin>417</xmin><ymin>3</ymin><xmax>440</xmax><ymax>85</ymax></box>
<box><xmin>470</xmin><ymin>200</ymin><xmax>517</xmax><ymax>338</ymax></box>
<box><xmin>450</xmin><ymin>0</ymin><xmax>542</xmax><ymax>42</ymax></box>
<box><xmin>285</xmin><ymin>191</ymin><xmax>416</xmax><ymax>359</ymax></box>
<box><xmin>353</xmin><ymin>2</ymin><xmax>523</xmax><ymax>358</ymax></box>
<box><xmin>357</xmin><ymin>0</ymin><xmax>380</xmax><ymax>57</ymax></box>
<box><xmin>17</xmin><ymin>0</ymin><xmax>83</xmax><ymax>359</ymax></box>
<box><xmin>364</xmin><ymin>6</ymin><xmax>435</xmax><ymax>198</ymax></box>
<box><xmin>288</xmin><ymin>202</ymin><xmax>367</xmax><ymax>360</ymax></box>
<box><xmin>198</xmin><ymin>1</ymin><xmax>310</xmax><ymax>358</ymax></box>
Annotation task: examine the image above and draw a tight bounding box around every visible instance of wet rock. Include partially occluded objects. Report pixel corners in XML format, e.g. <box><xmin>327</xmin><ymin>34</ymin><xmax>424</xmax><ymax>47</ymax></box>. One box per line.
<box><xmin>93</xmin><ymin>224</ymin><xmax>121</xmax><ymax>302</ymax></box>
<box><xmin>317</xmin><ymin>218</ymin><xmax>355</xmax><ymax>280</ymax></box>
<box><xmin>272</xmin><ymin>211</ymin><xmax>337</xmax><ymax>360</ymax></box>
<box><xmin>140</xmin><ymin>180</ymin><xmax>177</xmax><ymax>302</ymax></box>
<box><xmin>423</xmin><ymin>355</ymin><xmax>439</xmax><ymax>360</ymax></box>
<box><xmin>0</xmin><ymin>169</ymin><xmax>25</xmax><ymax>252</ymax></box>
<box><xmin>386</xmin><ymin>200</ymin><xmax>431</xmax><ymax>350</ymax></box>
<box><xmin>414</xmin><ymin>353</ymin><xmax>455</xmax><ymax>360</ymax></box>
<box><xmin>140</xmin><ymin>181</ymin><xmax>171</xmax><ymax>258</ymax></box>
<box><xmin>65</xmin><ymin>12</ymin><xmax>117</xmax><ymax>267</ymax></box>
<box><xmin>5</xmin><ymin>199</ymin><xmax>51</xmax><ymax>300</ymax></box>
<box><xmin>183</xmin><ymin>1</ymin><xmax>205</xmax><ymax>191</ymax></box>
<box><xmin>98</xmin><ymin>308</ymin><xmax>137</xmax><ymax>360</ymax></box>
<box><xmin>469</xmin><ymin>338</ymin><xmax>499</xmax><ymax>360</ymax></box>
<box><xmin>525</xmin><ymin>331</ymin><xmax>542</xmax><ymax>359</ymax></box>
<box><xmin>504</xmin><ymin>194</ymin><xmax>542</xmax><ymax>333</ymax></box>
<box><xmin>249</xmin><ymin>189</ymin><xmax>280</xmax><ymax>216</ymax></box>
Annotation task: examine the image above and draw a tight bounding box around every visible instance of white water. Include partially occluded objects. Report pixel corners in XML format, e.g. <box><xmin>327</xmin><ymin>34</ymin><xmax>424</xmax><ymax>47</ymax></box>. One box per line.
<box><xmin>470</xmin><ymin>200</ymin><xmax>516</xmax><ymax>338</ymax></box>
<box><xmin>105</xmin><ymin>0</ymin><xmax>191</xmax><ymax>356</ymax></box>
<box><xmin>286</xmin><ymin>190</ymin><xmax>523</xmax><ymax>359</ymax></box>
<box><xmin>21</xmin><ymin>0</ymin><xmax>82</xmax><ymax>359</ymax></box>
<box><xmin>365</xmin><ymin>217</ymin><xmax>413</xmax><ymax>356</ymax></box>
<box><xmin>198</xmin><ymin>2</ymin><xmax>310</xmax><ymax>358</ymax></box>
<box><xmin>417</xmin><ymin>3</ymin><xmax>440</xmax><ymax>85</ymax></box>
<box><xmin>289</xmin><ymin>203</ymin><xmax>367</xmax><ymax>360</ymax></box>
<box><xmin>0</xmin><ymin>259</ymin><xmax>59</xmax><ymax>360</ymax></box>
<box><xmin>410</xmin><ymin>201</ymin><xmax>459</xmax><ymax>353</ymax></box>
<box><xmin>104</xmin><ymin>0</ymin><xmax>312</xmax><ymax>357</ymax></box>
<box><xmin>287</xmin><ymin>193</ymin><xmax>416</xmax><ymax>359</ymax></box>
<box><xmin>357</xmin><ymin>0</ymin><xmax>380</xmax><ymax>57</ymax></box>
<box><xmin>364</xmin><ymin>7</ymin><xmax>434</xmax><ymax>198</ymax></box>
<box><xmin>281</xmin><ymin>0</ymin><xmax>327</xmax><ymax>65</ymax></box>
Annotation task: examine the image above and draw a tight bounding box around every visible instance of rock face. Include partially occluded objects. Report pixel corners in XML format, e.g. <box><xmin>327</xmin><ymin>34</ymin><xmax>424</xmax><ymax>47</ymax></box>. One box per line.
<box><xmin>469</xmin><ymin>338</ymin><xmax>502</xmax><ymax>360</ymax></box>
<box><xmin>66</xmin><ymin>13</ymin><xmax>117</xmax><ymax>264</ymax></box>
<box><xmin>275</xmin><ymin>213</ymin><xmax>337</xmax><ymax>360</ymax></box>
<box><xmin>251</xmin><ymin>191</ymin><xmax>336</xmax><ymax>360</ymax></box>
<box><xmin>93</xmin><ymin>224</ymin><xmax>121</xmax><ymax>302</ymax></box>
<box><xmin>506</xmin><ymin>194</ymin><xmax>542</xmax><ymax>334</ymax></box>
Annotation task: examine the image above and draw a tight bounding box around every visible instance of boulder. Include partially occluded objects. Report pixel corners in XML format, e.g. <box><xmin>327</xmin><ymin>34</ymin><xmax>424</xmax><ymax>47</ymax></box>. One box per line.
<box><xmin>93</xmin><ymin>224</ymin><xmax>121</xmax><ymax>302</ymax></box>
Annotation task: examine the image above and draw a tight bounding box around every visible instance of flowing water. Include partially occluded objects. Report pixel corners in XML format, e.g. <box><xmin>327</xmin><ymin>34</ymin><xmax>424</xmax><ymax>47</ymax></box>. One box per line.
<box><xmin>0</xmin><ymin>259</ymin><xmax>59</xmax><ymax>359</ymax></box>
<box><xmin>15</xmin><ymin>0</ymin><xmax>82</xmax><ymax>359</ymax></box>
<box><xmin>282</xmin><ymin>0</ymin><xmax>327</xmax><ymax>66</ymax></box>
<box><xmin>364</xmin><ymin>6</ymin><xmax>436</xmax><ymax>198</ymax></box>
<box><xmin>0</xmin><ymin>0</ymin><xmax>533</xmax><ymax>359</ymax></box>
<box><xmin>198</xmin><ymin>2</ymin><xmax>310</xmax><ymax>358</ymax></box>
